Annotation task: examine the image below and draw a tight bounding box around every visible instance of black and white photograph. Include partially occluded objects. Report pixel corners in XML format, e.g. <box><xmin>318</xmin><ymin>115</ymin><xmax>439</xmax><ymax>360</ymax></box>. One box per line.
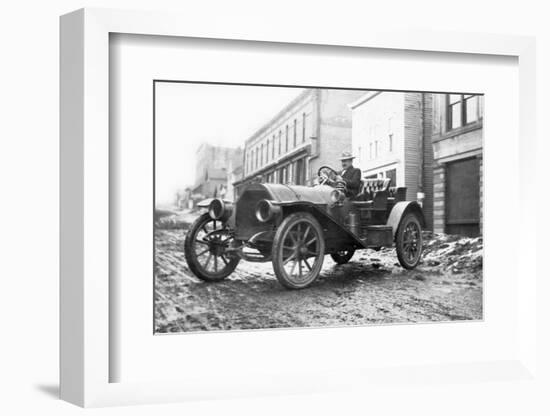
<box><xmin>153</xmin><ymin>82</ymin><xmax>484</xmax><ymax>333</ymax></box>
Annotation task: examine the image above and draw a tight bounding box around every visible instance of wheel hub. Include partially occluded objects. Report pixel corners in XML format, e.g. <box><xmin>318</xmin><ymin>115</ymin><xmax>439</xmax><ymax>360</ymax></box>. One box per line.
<box><xmin>207</xmin><ymin>236</ymin><xmax>227</xmax><ymax>256</ymax></box>
<box><xmin>298</xmin><ymin>245</ymin><xmax>309</xmax><ymax>258</ymax></box>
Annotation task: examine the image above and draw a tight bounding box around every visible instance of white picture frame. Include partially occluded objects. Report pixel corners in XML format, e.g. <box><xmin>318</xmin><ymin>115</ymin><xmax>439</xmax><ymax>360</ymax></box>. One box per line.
<box><xmin>60</xmin><ymin>7</ymin><xmax>538</xmax><ymax>407</ymax></box>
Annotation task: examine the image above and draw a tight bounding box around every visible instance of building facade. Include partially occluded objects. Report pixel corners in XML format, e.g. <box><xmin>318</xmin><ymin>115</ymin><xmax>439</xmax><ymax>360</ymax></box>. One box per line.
<box><xmin>431</xmin><ymin>93</ymin><xmax>484</xmax><ymax>237</ymax></box>
<box><xmin>226</xmin><ymin>147</ymin><xmax>244</xmax><ymax>201</ymax></box>
<box><xmin>234</xmin><ymin>89</ymin><xmax>364</xmax><ymax>193</ymax></box>
<box><xmin>350</xmin><ymin>91</ymin><xmax>435</xmax><ymax>230</ymax></box>
<box><xmin>192</xmin><ymin>143</ymin><xmax>240</xmax><ymax>203</ymax></box>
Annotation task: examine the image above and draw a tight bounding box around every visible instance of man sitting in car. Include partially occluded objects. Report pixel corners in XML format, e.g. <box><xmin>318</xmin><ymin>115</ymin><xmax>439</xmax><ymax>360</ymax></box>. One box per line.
<box><xmin>338</xmin><ymin>151</ymin><xmax>362</xmax><ymax>198</ymax></box>
<box><xmin>319</xmin><ymin>151</ymin><xmax>362</xmax><ymax>198</ymax></box>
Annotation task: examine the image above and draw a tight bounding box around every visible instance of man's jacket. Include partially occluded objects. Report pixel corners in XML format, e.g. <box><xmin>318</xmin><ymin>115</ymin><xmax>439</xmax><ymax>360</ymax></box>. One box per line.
<box><xmin>340</xmin><ymin>166</ymin><xmax>362</xmax><ymax>197</ymax></box>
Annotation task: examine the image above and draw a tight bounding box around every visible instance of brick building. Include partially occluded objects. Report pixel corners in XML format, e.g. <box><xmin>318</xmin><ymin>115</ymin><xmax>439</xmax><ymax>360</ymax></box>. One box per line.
<box><xmin>233</xmin><ymin>89</ymin><xmax>364</xmax><ymax>193</ymax></box>
<box><xmin>431</xmin><ymin>93</ymin><xmax>484</xmax><ymax>237</ymax></box>
<box><xmin>192</xmin><ymin>143</ymin><xmax>240</xmax><ymax>202</ymax></box>
<box><xmin>350</xmin><ymin>91</ymin><xmax>435</xmax><ymax>230</ymax></box>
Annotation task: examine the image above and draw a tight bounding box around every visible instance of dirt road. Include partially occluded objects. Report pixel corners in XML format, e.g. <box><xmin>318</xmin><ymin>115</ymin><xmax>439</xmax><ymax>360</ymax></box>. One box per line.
<box><xmin>154</xmin><ymin>216</ymin><xmax>483</xmax><ymax>333</ymax></box>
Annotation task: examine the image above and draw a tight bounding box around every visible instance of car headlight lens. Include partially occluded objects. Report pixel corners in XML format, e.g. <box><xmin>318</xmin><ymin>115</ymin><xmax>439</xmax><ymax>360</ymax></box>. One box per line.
<box><xmin>255</xmin><ymin>199</ymin><xmax>281</xmax><ymax>223</ymax></box>
<box><xmin>208</xmin><ymin>199</ymin><xmax>232</xmax><ymax>220</ymax></box>
<box><xmin>330</xmin><ymin>189</ymin><xmax>345</xmax><ymax>204</ymax></box>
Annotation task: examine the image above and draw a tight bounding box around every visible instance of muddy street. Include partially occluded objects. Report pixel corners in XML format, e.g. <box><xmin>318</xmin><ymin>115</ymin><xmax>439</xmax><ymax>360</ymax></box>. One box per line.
<box><xmin>154</xmin><ymin>215</ymin><xmax>483</xmax><ymax>333</ymax></box>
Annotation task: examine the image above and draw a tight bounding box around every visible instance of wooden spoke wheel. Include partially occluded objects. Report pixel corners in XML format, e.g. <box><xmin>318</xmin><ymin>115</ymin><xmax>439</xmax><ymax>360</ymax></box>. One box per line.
<box><xmin>272</xmin><ymin>212</ymin><xmax>325</xmax><ymax>289</ymax></box>
<box><xmin>330</xmin><ymin>249</ymin><xmax>355</xmax><ymax>265</ymax></box>
<box><xmin>184</xmin><ymin>213</ymin><xmax>240</xmax><ymax>281</ymax></box>
<box><xmin>395</xmin><ymin>213</ymin><xmax>423</xmax><ymax>269</ymax></box>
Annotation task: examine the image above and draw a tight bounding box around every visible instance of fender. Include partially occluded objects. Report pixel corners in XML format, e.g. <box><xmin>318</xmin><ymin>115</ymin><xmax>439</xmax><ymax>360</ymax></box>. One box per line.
<box><xmin>196</xmin><ymin>198</ymin><xmax>214</xmax><ymax>208</ymax></box>
<box><xmin>386</xmin><ymin>201</ymin><xmax>425</xmax><ymax>238</ymax></box>
<box><xmin>280</xmin><ymin>201</ymin><xmax>368</xmax><ymax>248</ymax></box>
<box><xmin>197</xmin><ymin>198</ymin><xmax>234</xmax><ymax>208</ymax></box>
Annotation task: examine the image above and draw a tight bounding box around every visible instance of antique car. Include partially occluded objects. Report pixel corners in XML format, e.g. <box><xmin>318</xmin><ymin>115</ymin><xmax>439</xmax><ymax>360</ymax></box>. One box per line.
<box><xmin>184</xmin><ymin>166</ymin><xmax>424</xmax><ymax>289</ymax></box>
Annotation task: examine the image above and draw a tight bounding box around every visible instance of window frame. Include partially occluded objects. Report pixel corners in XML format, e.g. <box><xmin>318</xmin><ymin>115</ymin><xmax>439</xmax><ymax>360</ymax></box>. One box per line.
<box><xmin>446</xmin><ymin>94</ymin><xmax>480</xmax><ymax>131</ymax></box>
<box><xmin>293</xmin><ymin>119</ymin><xmax>297</xmax><ymax>147</ymax></box>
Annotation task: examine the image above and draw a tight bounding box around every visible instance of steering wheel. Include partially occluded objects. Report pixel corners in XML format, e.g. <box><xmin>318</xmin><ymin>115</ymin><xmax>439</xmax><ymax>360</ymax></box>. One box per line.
<box><xmin>318</xmin><ymin>166</ymin><xmax>338</xmax><ymax>185</ymax></box>
<box><xmin>317</xmin><ymin>166</ymin><xmax>347</xmax><ymax>191</ymax></box>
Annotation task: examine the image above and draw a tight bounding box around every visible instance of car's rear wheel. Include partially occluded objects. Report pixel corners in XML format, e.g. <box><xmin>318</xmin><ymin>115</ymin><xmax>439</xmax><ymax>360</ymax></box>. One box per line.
<box><xmin>184</xmin><ymin>213</ymin><xmax>240</xmax><ymax>281</ymax></box>
<box><xmin>395</xmin><ymin>213</ymin><xmax>423</xmax><ymax>269</ymax></box>
<box><xmin>330</xmin><ymin>249</ymin><xmax>355</xmax><ymax>265</ymax></box>
<box><xmin>272</xmin><ymin>212</ymin><xmax>325</xmax><ymax>289</ymax></box>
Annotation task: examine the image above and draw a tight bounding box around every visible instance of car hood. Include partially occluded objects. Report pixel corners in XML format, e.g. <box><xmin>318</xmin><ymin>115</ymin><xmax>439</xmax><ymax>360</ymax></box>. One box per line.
<box><xmin>247</xmin><ymin>182</ymin><xmax>335</xmax><ymax>205</ymax></box>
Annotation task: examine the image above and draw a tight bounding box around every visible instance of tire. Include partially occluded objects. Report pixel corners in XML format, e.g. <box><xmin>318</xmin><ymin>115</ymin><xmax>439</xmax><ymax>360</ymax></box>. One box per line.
<box><xmin>330</xmin><ymin>249</ymin><xmax>355</xmax><ymax>265</ymax></box>
<box><xmin>272</xmin><ymin>212</ymin><xmax>325</xmax><ymax>289</ymax></box>
<box><xmin>395</xmin><ymin>213</ymin><xmax>423</xmax><ymax>269</ymax></box>
<box><xmin>184</xmin><ymin>213</ymin><xmax>240</xmax><ymax>281</ymax></box>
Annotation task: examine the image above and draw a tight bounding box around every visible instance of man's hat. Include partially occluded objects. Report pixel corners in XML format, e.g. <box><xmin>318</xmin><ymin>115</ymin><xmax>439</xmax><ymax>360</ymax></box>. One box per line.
<box><xmin>338</xmin><ymin>151</ymin><xmax>356</xmax><ymax>161</ymax></box>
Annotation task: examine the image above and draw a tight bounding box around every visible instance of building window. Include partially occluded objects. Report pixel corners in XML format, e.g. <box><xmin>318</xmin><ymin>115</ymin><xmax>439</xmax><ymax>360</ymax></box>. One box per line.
<box><xmin>293</xmin><ymin>119</ymin><xmax>297</xmax><ymax>147</ymax></box>
<box><xmin>272</xmin><ymin>135</ymin><xmax>275</xmax><ymax>160</ymax></box>
<box><xmin>375</xmin><ymin>140</ymin><xmax>378</xmax><ymax>158</ymax></box>
<box><xmin>369</xmin><ymin>143</ymin><xmax>373</xmax><ymax>159</ymax></box>
<box><xmin>295</xmin><ymin>158</ymin><xmax>305</xmax><ymax>185</ymax></box>
<box><xmin>302</xmin><ymin>113</ymin><xmax>306</xmax><ymax>142</ymax></box>
<box><xmin>281</xmin><ymin>166</ymin><xmax>288</xmax><ymax>184</ymax></box>
<box><xmin>278</xmin><ymin>130</ymin><xmax>282</xmax><ymax>156</ymax></box>
<box><xmin>465</xmin><ymin>95</ymin><xmax>479</xmax><ymax>124</ymax></box>
<box><xmin>285</xmin><ymin>125</ymin><xmax>289</xmax><ymax>152</ymax></box>
<box><xmin>385</xmin><ymin>168</ymin><xmax>396</xmax><ymax>186</ymax></box>
<box><xmin>388</xmin><ymin>116</ymin><xmax>394</xmax><ymax>152</ymax></box>
<box><xmin>447</xmin><ymin>94</ymin><xmax>480</xmax><ymax>130</ymax></box>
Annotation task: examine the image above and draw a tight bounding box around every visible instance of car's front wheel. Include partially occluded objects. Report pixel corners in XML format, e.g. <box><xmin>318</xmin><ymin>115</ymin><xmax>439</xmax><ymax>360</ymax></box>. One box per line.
<box><xmin>272</xmin><ymin>212</ymin><xmax>325</xmax><ymax>289</ymax></box>
<box><xmin>184</xmin><ymin>213</ymin><xmax>240</xmax><ymax>281</ymax></box>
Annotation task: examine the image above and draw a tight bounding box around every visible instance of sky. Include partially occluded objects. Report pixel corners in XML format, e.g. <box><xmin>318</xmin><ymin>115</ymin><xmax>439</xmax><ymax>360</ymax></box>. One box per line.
<box><xmin>155</xmin><ymin>82</ymin><xmax>304</xmax><ymax>204</ymax></box>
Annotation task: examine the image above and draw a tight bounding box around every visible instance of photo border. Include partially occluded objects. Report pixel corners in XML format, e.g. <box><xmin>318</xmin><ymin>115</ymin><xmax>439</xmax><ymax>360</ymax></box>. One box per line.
<box><xmin>151</xmin><ymin>79</ymin><xmax>485</xmax><ymax>335</ymax></box>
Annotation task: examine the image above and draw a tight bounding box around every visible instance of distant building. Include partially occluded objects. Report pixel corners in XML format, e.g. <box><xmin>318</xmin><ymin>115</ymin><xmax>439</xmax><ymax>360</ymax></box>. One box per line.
<box><xmin>350</xmin><ymin>91</ymin><xmax>435</xmax><ymax>230</ymax></box>
<box><xmin>234</xmin><ymin>89</ymin><xmax>364</xmax><ymax>194</ymax></box>
<box><xmin>226</xmin><ymin>147</ymin><xmax>244</xmax><ymax>201</ymax></box>
<box><xmin>431</xmin><ymin>93</ymin><xmax>484</xmax><ymax>237</ymax></box>
<box><xmin>192</xmin><ymin>143</ymin><xmax>240</xmax><ymax>203</ymax></box>
<box><xmin>175</xmin><ymin>187</ymin><xmax>192</xmax><ymax>210</ymax></box>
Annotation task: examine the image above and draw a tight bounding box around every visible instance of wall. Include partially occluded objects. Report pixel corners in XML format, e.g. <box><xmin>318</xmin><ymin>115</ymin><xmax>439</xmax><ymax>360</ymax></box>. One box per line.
<box><xmin>403</xmin><ymin>93</ymin><xmax>422</xmax><ymax>201</ymax></box>
<box><xmin>243</xmin><ymin>90</ymin><xmax>316</xmax><ymax>177</ymax></box>
<box><xmin>351</xmin><ymin>92</ymin><xmax>405</xmax><ymax>181</ymax></box>
<box><xmin>421</xmin><ymin>94</ymin><xmax>435</xmax><ymax>230</ymax></box>
<box><xmin>312</xmin><ymin>89</ymin><xmax>364</xmax><ymax>177</ymax></box>
<box><xmin>431</xmin><ymin>94</ymin><xmax>483</xmax><ymax>233</ymax></box>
